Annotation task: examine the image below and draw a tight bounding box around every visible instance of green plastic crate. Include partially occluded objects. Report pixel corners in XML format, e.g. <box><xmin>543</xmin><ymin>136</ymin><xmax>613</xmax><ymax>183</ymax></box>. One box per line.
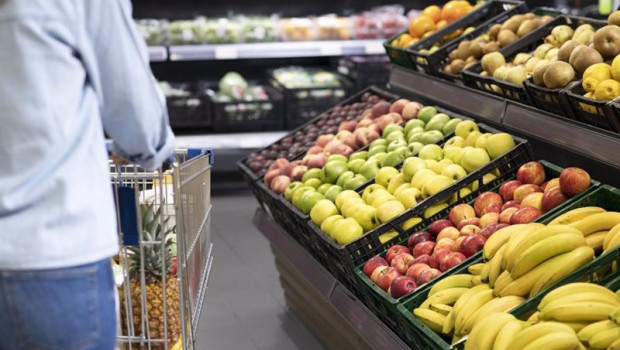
<box><xmin>383</xmin><ymin>30</ymin><xmax>415</xmax><ymax>69</ymax></box>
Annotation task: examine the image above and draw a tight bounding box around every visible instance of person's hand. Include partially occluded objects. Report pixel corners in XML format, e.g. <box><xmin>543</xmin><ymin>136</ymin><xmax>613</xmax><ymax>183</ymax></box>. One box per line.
<box><xmin>111</xmin><ymin>153</ymin><xmax>129</xmax><ymax>166</ymax></box>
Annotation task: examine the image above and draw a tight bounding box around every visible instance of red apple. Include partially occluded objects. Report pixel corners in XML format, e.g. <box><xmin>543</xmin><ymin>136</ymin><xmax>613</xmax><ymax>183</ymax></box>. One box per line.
<box><xmin>363</xmin><ymin>256</ymin><xmax>389</xmax><ymax>277</ymax></box>
<box><xmin>290</xmin><ymin>165</ymin><xmax>308</xmax><ymax>182</ymax></box>
<box><xmin>479</xmin><ymin>212</ymin><xmax>500</xmax><ymax>228</ymax></box>
<box><xmin>449</xmin><ymin>204</ymin><xmax>477</xmax><ymax>226</ymax></box>
<box><xmin>428</xmin><ymin>219</ymin><xmax>455</xmax><ymax>238</ymax></box>
<box><xmin>411</xmin><ymin>254</ymin><xmax>432</xmax><ymax>266</ymax></box>
<box><xmin>385</xmin><ymin>245</ymin><xmax>410</xmax><ymax>265</ymax></box>
<box><xmin>406</xmin><ymin>263</ymin><xmax>431</xmax><ymax>280</ymax></box>
<box><xmin>407</xmin><ymin>231</ymin><xmax>432</xmax><ymax>250</ymax></box>
<box><xmin>459</xmin><ymin>234</ymin><xmax>487</xmax><ymax>257</ymax></box>
<box><xmin>499</xmin><ymin>180</ymin><xmax>523</xmax><ymax>202</ymax></box>
<box><xmin>378</xmin><ymin>113</ymin><xmax>403</xmax><ymax>131</ymax></box>
<box><xmin>480</xmin><ymin>202</ymin><xmax>502</xmax><ymax>216</ymax></box>
<box><xmin>521</xmin><ymin>192</ymin><xmax>544</xmax><ymax>211</ymax></box>
<box><xmin>437</xmin><ymin>227</ymin><xmax>461</xmax><ymax>241</ymax></box>
<box><xmin>357</xmin><ymin>119</ymin><xmax>373</xmax><ymax>128</ymax></box>
<box><xmin>510</xmin><ymin>206</ymin><xmax>542</xmax><ymax>224</ymax></box>
<box><xmin>343</xmin><ymin>134</ymin><xmax>358</xmax><ymax>149</ymax></box>
<box><xmin>474</xmin><ymin>192</ymin><xmax>504</xmax><ymax>216</ymax></box>
<box><xmin>376</xmin><ymin>267</ymin><xmax>402</xmax><ymax>291</ymax></box>
<box><xmin>559</xmin><ymin>167</ymin><xmax>590</xmax><ymax>197</ymax></box>
<box><xmin>478</xmin><ymin>223</ymin><xmax>500</xmax><ymax>239</ymax></box>
<box><xmin>354</xmin><ymin>128</ymin><xmax>381</xmax><ymax>148</ymax></box>
<box><xmin>499</xmin><ymin>207</ymin><xmax>519</xmax><ymax>224</ymax></box>
<box><xmin>315</xmin><ymin>134</ymin><xmax>335</xmax><ymax>148</ymax></box>
<box><xmin>460</xmin><ymin>224</ymin><xmax>481</xmax><ymax>236</ymax></box>
<box><xmin>435</xmin><ymin>238</ymin><xmax>458</xmax><ymax>252</ymax></box>
<box><xmin>440</xmin><ymin>252</ymin><xmax>467</xmax><ymax>272</ymax></box>
<box><xmin>371</xmin><ymin>101</ymin><xmax>391</xmax><ymax>118</ymax></box>
<box><xmin>268</xmin><ymin>158</ymin><xmax>289</xmax><ymax>171</ymax></box>
<box><xmin>413</xmin><ymin>241</ymin><xmax>436</xmax><ymax>258</ymax></box>
<box><xmin>271</xmin><ymin>175</ymin><xmax>291</xmax><ymax>194</ymax></box>
<box><xmin>390</xmin><ymin>276</ymin><xmax>417</xmax><ymax>298</ymax></box>
<box><xmin>542</xmin><ymin>186</ymin><xmax>568</xmax><ymax>212</ymax></box>
<box><xmin>416</xmin><ymin>268</ymin><xmax>441</xmax><ymax>285</ymax></box>
<box><xmin>329</xmin><ymin>143</ymin><xmax>354</xmax><ymax>157</ymax></box>
<box><xmin>543</xmin><ymin>178</ymin><xmax>560</xmax><ymax>193</ymax></box>
<box><xmin>389</xmin><ymin>99</ymin><xmax>410</xmax><ymax>115</ymax></box>
<box><xmin>501</xmin><ymin>200</ymin><xmax>521</xmax><ymax>212</ymax></box>
<box><xmin>513</xmin><ymin>184</ymin><xmax>542</xmax><ymax>202</ymax></box>
<box><xmin>391</xmin><ymin>253</ymin><xmax>416</xmax><ymax>274</ymax></box>
<box><xmin>370</xmin><ymin>266</ymin><xmax>388</xmax><ymax>283</ymax></box>
<box><xmin>455</xmin><ymin>236</ymin><xmax>466</xmax><ymax>250</ymax></box>
<box><xmin>457</xmin><ymin>218</ymin><xmax>481</xmax><ymax>231</ymax></box>
<box><xmin>264</xmin><ymin>169</ymin><xmax>281</xmax><ymax>187</ymax></box>
<box><xmin>517</xmin><ymin>161</ymin><xmax>546</xmax><ymax>186</ymax></box>
<box><xmin>430</xmin><ymin>250</ymin><xmax>451</xmax><ymax>269</ymax></box>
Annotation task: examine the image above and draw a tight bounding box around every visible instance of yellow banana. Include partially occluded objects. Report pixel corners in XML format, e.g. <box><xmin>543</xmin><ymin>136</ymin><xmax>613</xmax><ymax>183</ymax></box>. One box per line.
<box><xmin>461</xmin><ymin>295</ymin><xmax>524</xmax><ymax>334</ymax></box>
<box><xmin>539</xmin><ymin>282</ymin><xmax>620</xmax><ymax>311</ymax></box>
<box><xmin>609</xmin><ymin>338</ymin><xmax>620</xmax><ymax>350</ymax></box>
<box><xmin>606</xmin><ymin>229</ymin><xmax>620</xmax><ymax>252</ymax></box>
<box><xmin>468</xmin><ymin>263</ymin><xmax>485</xmax><ymax>276</ymax></box>
<box><xmin>528</xmin><ymin>246</ymin><xmax>595</xmax><ymax>297</ymax></box>
<box><xmin>548</xmin><ymin>206</ymin><xmax>606</xmax><ymax>226</ymax></box>
<box><xmin>507</xmin><ymin>322</ymin><xmax>576</xmax><ymax>350</ymax></box>
<box><xmin>452</xmin><ymin>284</ymin><xmax>491</xmax><ymax>320</ymax></box>
<box><xmin>494</xmin><ymin>270</ymin><xmax>514</xmax><ymax>296</ymax></box>
<box><xmin>603</xmin><ymin>223</ymin><xmax>620</xmax><ymax>251</ymax></box>
<box><xmin>429</xmin><ymin>303</ymin><xmax>453</xmax><ymax>316</ymax></box>
<box><xmin>488</xmin><ymin>245</ymin><xmax>506</xmax><ymax>288</ymax></box>
<box><xmin>569</xmin><ymin>211</ymin><xmax>620</xmax><ymax>236</ymax></box>
<box><xmin>465</xmin><ymin>312</ymin><xmax>515</xmax><ymax>350</ymax></box>
<box><xmin>492</xmin><ymin>319</ymin><xmax>527</xmax><ymax>350</ymax></box>
<box><xmin>455</xmin><ymin>289</ymin><xmax>495</xmax><ymax>335</ymax></box>
<box><xmin>510</xmin><ymin>234</ymin><xmax>587</xmax><ymax>279</ymax></box>
<box><xmin>472</xmin><ymin>275</ymin><xmax>484</xmax><ymax>285</ymax></box>
<box><xmin>442</xmin><ymin>309</ymin><xmax>455</xmax><ymax>335</ymax></box>
<box><xmin>560</xmin><ymin>321</ymin><xmax>591</xmax><ymax>332</ymax></box>
<box><xmin>499</xmin><ymin>253</ymin><xmax>570</xmax><ymax>297</ymax></box>
<box><xmin>588</xmin><ymin>326</ymin><xmax>620</xmax><ymax>349</ymax></box>
<box><xmin>420</xmin><ymin>287</ymin><xmax>470</xmax><ymax>309</ymax></box>
<box><xmin>483</xmin><ymin>224</ymin><xmax>541</xmax><ymax>260</ymax></box>
<box><xmin>527</xmin><ymin>311</ymin><xmax>540</xmax><ymax>324</ymax></box>
<box><xmin>541</xmin><ymin>292</ymin><xmax>620</xmax><ymax>313</ymax></box>
<box><xmin>480</xmin><ymin>262</ymin><xmax>491</xmax><ymax>283</ymax></box>
<box><xmin>610</xmin><ymin>306</ymin><xmax>620</xmax><ymax>325</ymax></box>
<box><xmin>578</xmin><ymin>320</ymin><xmax>618</xmax><ymax>343</ymax></box>
<box><xmin>507</xmin><ymin>225</ymin><xmax>583</xmax><ymax>270</ymax></box>
<box><xmin>539</xmin><ymin>302</ymin><xmax>616</xmax><ymax>323</ymax></box>
<box><xmin>521</xmin><ymin>331</ymin><xmax>582</xmax><ymax>350</ymax></box>
<box><xmin>502</xmin><ymin>224</ymin><xmax>545</xmax><ymax>270</ymax></box>
<box><xmin>585</xmin><ymin>230</ymin><xmax>608</xmax><ymax>251</ymax></box>
<box><xmin>429</xmin><ymin>274</ymin><xmax>475</xmax><ymax>296</ymax></box>
<box><xmin>413</xmin><ymin>307</ymin><xmax>446</xmax><ymax>333</ymax></box>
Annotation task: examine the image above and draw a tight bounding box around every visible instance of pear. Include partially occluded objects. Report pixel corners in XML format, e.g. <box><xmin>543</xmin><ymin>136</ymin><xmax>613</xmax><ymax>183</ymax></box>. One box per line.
<box><xmin>512</xmin><ymin>52</ymin><xmax>532</xmax><ymax>65</ymax></box>
<box><xmin>550</xmin><ymin>25</ymin><xmax>574</xmax><ymax>47</ymax></box>
<box><xmin>498</xmin><ymin>29</ymin><xmax>518</xmax><ymax>48</ymax></box>
<box><xmin>543</xmin><ymin>61</ymin><xmax>575</xmax><ymax>89</ymax></box>
<box><xmin>451</xmin><ymin>59</ymin><xmax>467</xmax><ymax>74</ymax></box>
<box><xmin>524</xmin><ymin>57</ymin><xmax>541</xmax><ymax>73</ymax></box>
<box><xmin>573</xmin><ymin>24</ymin><xmax>595</xmax><ymax>39</ymax></box>
<box><xmin>517</xmin><ymin>19</ymin><xmax>541</xmax><ymax>38</ymax></box>
<box><xmin>482</xmin><ymin>41</ymin><xmax>500</xmax><ymax>55</ymax></box>
<box><xmin>532</xmin><ymin>61</ymin><xmax>551</xmax><ymax>86</ymax></box>
<box><xmin>469</xmin><ymin>40</ymin><xmax>485</xmax><ymax>59</ymax></box>
<box><xmin>557</xmin><ymin>40</ymin><xmax>580</xmax><ymax>62</ymax></box>
<box><xmin>534</xmin><ymin>43</ymin><xmax>553</xmax><ymax>59</ymax></box>
<box><xmin>569</xmin><ymin>44</ymin><xmax>604</xmax><ymax>74</ymax></box>
<box><xmin>573</xmin><ymin>30</ymin><xmax>595</xmax><ymax>45</ymax></box>
<box><xmin>481</xmin><ymin>52</ymin><xmax>506</xmax><ymax>75</ymax></box>
<box><xmin>505</xmin><ymin>66</ymin><xmax>528</xmax><ymax>85</ymax></box>
<box><xmin>593</xmin><ymin>25</ymin><xmax>620</xmax><ymax>60</ymax></box>
<box><xmin>488</xmin><ymin>24</ymin><xmax>503</xmax><ymax>41</ymax></box>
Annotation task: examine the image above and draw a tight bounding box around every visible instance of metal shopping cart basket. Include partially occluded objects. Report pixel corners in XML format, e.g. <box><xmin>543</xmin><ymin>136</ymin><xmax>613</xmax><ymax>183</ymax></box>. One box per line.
<box><xmin>110</xmin><ymin>148</ymin><xmax>213</xmax><ymax>350</ymax></box>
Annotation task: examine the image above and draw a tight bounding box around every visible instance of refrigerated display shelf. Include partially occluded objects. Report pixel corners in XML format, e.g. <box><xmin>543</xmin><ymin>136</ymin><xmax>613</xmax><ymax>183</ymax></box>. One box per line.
<box><xmin>148</xmin><ymin>46</ymin><xmax>168</xmax><ymax>61</ymax></box>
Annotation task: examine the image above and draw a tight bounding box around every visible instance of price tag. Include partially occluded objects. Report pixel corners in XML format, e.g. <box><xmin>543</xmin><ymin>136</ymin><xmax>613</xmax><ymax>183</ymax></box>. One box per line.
<box><xmin>320</xmin><ymin>44</ymin><xmax>343</xmax><ymax>56</ymax></box>
<box><xmin>214</xmin><ymin>46</ymin><xmax>238</xmax><ymax>59</ymax></box>
<box><xmin>364</xmin><ymin>41</ymin><xmax>384</xmax><ymax>55</ymax></box>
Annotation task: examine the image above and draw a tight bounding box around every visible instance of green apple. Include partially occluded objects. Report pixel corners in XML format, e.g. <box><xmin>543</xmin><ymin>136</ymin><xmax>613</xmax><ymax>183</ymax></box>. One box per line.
<box><xmin>404</xmin><ymin>119</ymin><xmax>426</xmax><ymax>135</ymax></box>
<box><xmin>327</xmin><ymin>154</ymin><xmax>348</xmax><ymax>163</ymax></box>
<box><xmin>387</xmin><ymin>139</ymin><xmax>408</xmax><ymax>152</ymax></box>
<box><xmin>393</xmin><ymin>146</ymin><xmax>411</xmax><ymax>158</ymax></box>
<box><xmin>430</xmin><ymin>158</ymin><xmax>454</xmax><ymax>174</ymax></box>
<box><xmin>336</xmin><ymin>171</ymin><xmax>355</xmax><ymax>188</ymax></box>
<box><xmin>401</xmin><ymin>216</ymin><xmax>423</xmax><ymax>231</ymax></box>
<box><xmin>407</xmin><ymin>142</ymin><xmax>424</xmax><ymax>156</ymax></box>
<box><xmin>422</xmin><ymin>175</ymin><xmax>454</xmax><ymax>198</ymax></box>
<box><xmin>394</xmin><ymin>187</ymin><xmax>420</xmax><ymax>209</ymax></box>
<box><xmin>423</xmin><ymin>203</ymin><xmax>449</xmax><ymax>219</ymax></box>
<box><xmin>443</xmin><ymin>136</ymin><xmax>465</xmax><ymax>149</ymax></box>
<box><xmin>320</xmin><ymin>215</ymin><xmax>344</xmax><ymax>237</ymax></box>
<box><xmin>485</xmin><ymin>133</ymin><xmax>515</xmax><ymax>159</ymax></box>
<box><xmin>320</xmin><ymin>169</ymin><xmax>329</xmax><ymax>183</ymax></box>
<box><xmin>402</xmin><ymin>157</ymin><xmax>427</xmax><ymax>181</ymax></box>
<box><xmin>444</xmin><ymin>146</ymin><xmax>465</xmax><ymax>164</ymax></box>
<box><xmin>285</xmin><ymin>181</ymin><xmax>304</xmax><ymax>202</ymax></box>
<box><xmin>421</xmin><ymin>130</ymin><xmax>444</xmax><ymax>145</ymax></box>
<box><xmin>429</xmin><ymin>113</ymin><xmax>451</xmax><ymax>124</ymax></box>
<box><xmin>407</xmin><ymin>127</ymin><xmax>426</xmax><ymax>143</ymax></box>
<box><xmin>441</xmin><ymin>164</ymin><xmax>467</xmax><ymax>181</ymax></box>
<box><xmin>324</xmin><ymin>161</ymin><xmax>348</xmax><ymax>183</ymax></box>
<box><xmin>474</xmin><ymin>133</ymin><xmax>493</xmax><ymax>149</ymax></box>
<box><xmin>375</xmin><ymin>167</ymin><xmax>399</xmax><ymax>187</ymax></box>
<box><xmin>347</xmin><ymin>158</ymin><xmax>366</xmax><ymax>173</ymax></box>
<box><xmin>292</xmin><ymin>186</ymin><xmax>315</xmax><ymax>208</ymax></box>
<box><xmin>386</xmin><ymin>173</ymin><xmax>407</xmax><ymax>194</ymax></box>
<box><xmin>334</xmin><ymin>189</ymin><xmax>361</xmax><ymax>209</ymax></box>
<box><xmin>464</xmin><ymin>131</ymin><xmax>482</xmax><ymax>147</ymax></box>
<box><xmin>377</xmin><ymin>200</ymin><xmax>407</xmax><ymax>223</ymax></box>
<box><xmin>454</xmin><ymin>120</ymin><xmax>480</xmax><ymax>139</ymax></box>
<box><xmin>299</xmin><ymin>191</ymin><xmax>324</xmax><ymax>214</ymax></box>
<box><xmin>424</xmin><ymin>119</ymin><xmax>446</xmax><ymax>132</ymax></box>
<box><xmin>382</xmin><ymin>124</ymin><xmax>404</xmax><ymax>138</ymax></box>
<box><xmin>370</xmin><ymin>139</ymin><xmax>387</xmax><ymax>149</ymax></box>
<box><xmin>385</xmin><ymin>131</ymin><xmax>405</xmax><ymax>144</ymax></box>
<box><xmin>302</xmin><ymin>168</ymin><xmax>322</xmax><ymax>182</ymax></box>
<box><xmin>417</xmin><ymin>106</ymin><xmax>438</xmax><ymax>123</ymax></box>
<box><xmin>418</xmin><ymin>144</ymin><xmax>443</xmax><ymax>161</ymax></box>
<box><xmin>408</xmin><ymin>132</ymin><xmax>425</xmax><ymax>144</ymax></box>
<box><xmin>369</xmin><ymin>152</ymin><xmax>387</xmax><ymax>166</ymax></box>
<box><xmin>442</xmin><ymin>118</ymin><xmax>462</xmax><ymax>135</ymax></box>
<box><xmin>304</xmin><ymin>178</ymin><xmax>323</xmax><ymax>189</ymax></box>
<box><xmin>310</xmin><ymin>199</ymin><xmax>339</xmax><ymax>226</ymax></box>
<box><xmin>344</xmin><ymin>174</ymin><xmax>368</xmax><ymax>190</ymax></box>
<box><xmin>382</xmin><ymin>151</ymin><xmax>405</xmax><ymax>167</ymax></box>
<box><xmin>324</xmin><ymin>185</ymin><xmax>343</xmax><ymax>202</ymax></box>
<box><xmin>448</xmin><ymin>187</ymin><xmax>472</xmax><ymax>204</ymax></box>
<box><xmin>317</xmin><ymin>183</ymin><xmax>332</xmax><ymax>194</ymax></box>
<box><xmin>362</xmin><ymin>184</ymin><xmax>386</xmax><ymax>203</ymax></box>
<box><xmin>379</xmin><ymin>230</ymin><xmax>399</xmax><ymax>244</ymax></box>
<box><xmin>368</xmin><ymin>145</ymin><xmax>387</xmax><ymax>157</ymax></box>
<box><xmin>352</xmin><ymin>204</ymin><xmax>380</xmax><ymax>231</ymax></box>
<box><xmin>358</xmin><ymin>159</ymin><xmax>380</xmax><ymax>180</ymax></box>
<box><xmin>461</xmin><ymin>147</ymin><xmax>491</xmax><ymax>173</ymax></box>
<box><xmin>411</xmin><ymin>168</ymin><xmax>436</xmax><ymax>190</ymax></box>
<box><xmin>332</xmin><ymin>218</ymin><xmax>363</xmax><ymax>245</ymax></box>
<box><xmin>341</xmin><ymin>199</ymin><xmax>365</xmax><ymax>218</ymax></box>
<box><xmin>349</xmin><ymin>151</ymin><xmax>368</xmax><ymax>161</ymax></box>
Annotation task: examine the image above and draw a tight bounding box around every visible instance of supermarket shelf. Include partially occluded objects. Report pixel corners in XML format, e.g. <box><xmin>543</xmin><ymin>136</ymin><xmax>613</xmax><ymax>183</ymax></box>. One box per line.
<box><xmin>168</xmin><ymin>40</ymin><xmax>385</xmax><ymax>61</ymax></box>
<box><xmin>252</xmin><ymin>209</ymin><xmax>410</xmax><ymax>350</ymax></box>
<box><xmin>148</xmin><ymin>46</ymin><xmax>168</xmax><ymax>61</ymax></box>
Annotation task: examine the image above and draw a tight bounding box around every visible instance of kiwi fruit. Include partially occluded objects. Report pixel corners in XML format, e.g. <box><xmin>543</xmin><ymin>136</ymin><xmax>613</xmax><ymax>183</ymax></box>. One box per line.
<box><xmin>557</xmin><ymin>40</ymin><xmax>580</xmax><ymax>62</ymax></box>
<box><xmin>482</xmin><ymin>41</ymin><xmax>501</xmax><ymax>55</ymax></box>
<box><xmin>542</xmin><ymin>61</ymin><xmax>575</xmax><ymax>89</ymax></box>
<box><xmin>517</xmin><ymin>19</ymin><xmax>541</xmax><ymax>38</ymax></box>
<box><xmin>457</xmin><ymin>40</ymin><xmax>471</xmax><ymax>60</ymax></box>
<box><xmin>569</xmin><ymin>44</ymin><xmax>604</xmax><ymax>74</ymax></box>
<box><xmin>524</xmin><ymin>57</ymin><xmax>541</xmax><ymax>73</ymax></box>
<box><xmin>444</xmin><ymin>65</ymin><xmax>453</xmax><ymax>74</ymax></box>
<box><xmin>513</xmin><ymin>52</ymin><xmax>532</xmax><ymax>65</ymax></box>
<box><xmin>469</xmin><ymin>40</ymin><xmax>484</xmax><ymax>59</ymax></box>
<box><xmin>488</xmin><ymin>24</ymin><xmax>502</xmax><ymax>41</ymax></box>
<box><xmin>451</xmin><ymin>59</ymin><xmax>467</xmax><ymax>74</ymax></box>
<box><xmin>449</xmin><ymin>49</ymin><xmax>459</xmax><ymax>61</ymax></box>
<box><xmin>501</xmin><ymin>15</ymin><xmax>526</xmax><ymax>33</ymax></box>
<box><xmin>505</xmin><ymin>66</ymin><xmax>528</xmax><ymax>85</ymax></box>
<box><xmin>532</xmin><ymin>61</ymin><xmax>551</xmax><ymax>86</ymax></box>
<box><xmin>498</xmin><ymin>30</ymin><xmax>518</xmax><ymax>48</ymax></box>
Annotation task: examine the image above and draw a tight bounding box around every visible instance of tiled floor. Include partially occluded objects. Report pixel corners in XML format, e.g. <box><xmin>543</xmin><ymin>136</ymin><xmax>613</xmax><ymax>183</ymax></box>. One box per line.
<box><xmin>194</xmin><ymin>193</ymin><xmax>326</xmax><ymax>350</ymax></box>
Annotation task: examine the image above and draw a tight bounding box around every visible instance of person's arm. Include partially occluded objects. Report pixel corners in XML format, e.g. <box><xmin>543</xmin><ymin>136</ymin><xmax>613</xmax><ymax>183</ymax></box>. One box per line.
<box><xmin>88</xmin><ymin>0</ymin><xmax>174</xmax><ymax>171</ymax></box>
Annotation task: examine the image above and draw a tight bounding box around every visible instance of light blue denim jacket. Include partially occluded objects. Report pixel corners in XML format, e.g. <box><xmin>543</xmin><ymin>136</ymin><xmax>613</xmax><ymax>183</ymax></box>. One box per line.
<box><xmin>0</xmin><ymin>0</ymin><xmax>175</xmax><ymax>269</ymax></box>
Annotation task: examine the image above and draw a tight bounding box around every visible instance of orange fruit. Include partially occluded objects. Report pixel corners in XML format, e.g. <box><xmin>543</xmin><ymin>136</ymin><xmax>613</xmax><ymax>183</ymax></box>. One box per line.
<box><xmin>443</xmin><ymin>28</ymin><xmax>463</xmax><ymax>41</ymax></box>
<box><xmin>409</xmin><ymin>15</ymin><xmax>436</xmax><ymax>38</ymax></box>
<box><xmin>422</xmin><ymin>5</ymin><xmax>442</xmax><ymax>23</ymax></box>
<box><xmin>441</xmin><ymin>1</ymin><xmax>473</xmax><ymax>23</ymax></box>
<box><xmin>436</xmin><ymin>20</ymin><xmax>448</xmax><ymax>30</ymax></box>
<box><xmin>400</xmin><ymin>35</ymin><xmax>418</xmax><ymax>48</ymax></box>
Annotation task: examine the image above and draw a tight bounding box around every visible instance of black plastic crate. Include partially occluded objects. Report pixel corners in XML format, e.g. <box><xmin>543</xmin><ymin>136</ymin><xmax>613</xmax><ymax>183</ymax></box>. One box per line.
<box><xmin>210</xmin><ymin>86</ymin><xmax>284</xmax><ymax>133</ymax></box>
<box><xmin>566</xmin><ymin>80</ymin><xmax>620</xmax><ymax>133</ymax></box>
<box><xmin>604</xmin><ymin>100</ymin><xmax>620</xmax><ymax>134</ymax></box>
<box><xmin>306</xmin><ymin>124</ymin><xmax>533</xmax><ymax>289</ymax></box>
<box><xmin>462</xmin><ymin>16</ymin><xmax>606</xmax><ymax>104</ymax></box>
<box><xmin>338</xmin><ymin>55</ymin><xmax>390</xmax><ymax>90</ymax></box>
<box><xmin>408</xmin><ymin>0</ymin><xmax>528</xmax><ymax>78</ymax></box>
<box><xmin>523</xmin><ymin>77</ymin><xmax>575</xmax><ymax>118</ymax></box>
<box><xmin>166</xmin><ymin>83</ymin><xmax>211</xmax><ymax>129</ymax></box>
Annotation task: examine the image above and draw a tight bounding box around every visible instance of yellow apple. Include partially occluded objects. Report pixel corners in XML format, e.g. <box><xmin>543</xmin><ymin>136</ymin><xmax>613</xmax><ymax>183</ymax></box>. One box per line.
<box><xmin>371</xmin><ymin>192</ymin><xmax>395</xmax><ymax>208</ymax></box>
<box><xmin>394</xmin><ymin>185</ymin><xmax>421</xmax><ymax>202</ymax></box>
<box><xmin>335</xmin><ymin>190</ymin><xmax>362</xmax><ymax>209</ymax></box>
<box><xmin>379</xmin><ymin>230</ymin><xmax>399</xmax><ymax>243</ymax></box>
<box><xmin>460</xmin><ymin>148</ymin><xmax>491</xmax><ymax>173</ymax></box>
<box><xmin>455</xmin><ymin>120</ymin><xmax>480</xmax><ymax>138</ymax></box>
<box><xmin>402</xmin><ymin>157</ymin><xmax>428</xmax><ymax>181</ymax></box>
<box><xmin>320</xmin><ymin>215</ymin><xmax>344</xmax><ymax>237</ymax></box>
<box><xmin>474</xmin><ymin>133</ymin><xmax>493</xmax><ymax>149</ymax></box>
<box><xmin>464</xmin><ymin>131</ymin><xmax>482</xmax><ymax>147</ymax></box>
<box><xmin>419</xmin><ymin>144</ymin><xmax>444</xmax><ymax>161</ymax></box>
<box><xmin>443</xmin><ymin>136</ymin><xmax>465</xmax><ymax>149</ymax></box>
<box><xmin>340</xmin><ymin>198</ymin><xmax>365</xmax><ymax>217</ymax></box>
<box><xmin>377</xmin><ymin>200</ymin><xmax>407</xmax><ymax>223</ymax></box>
<box><xmin>362</xmin><ymin>184</ymin><xmax>386</xmax><ymax>203</ymax></box>
<box><xmin>444</xmin><ymin>146</ymin><xmax>466</xmax><ymax>164</ymax></box>
<box><xmin>411</xmin><ymin>168</ymin><xmax>437</xmax><ymax>190</ymax></box>
<box><xmin>401</xmin><ymin>217</ymin><xmax>423</xmax><ymax>230</ymax></box>
<box><xmin>423</xmin><ymin>175</ymin><xmax>454</xmax><ymax>198</ymax></box>
<box><xmin>442</xmin><ymin>164</ymin><xmax>468</xmax><ymax>181</ymax></box>
<box><xmin>375</xmin><ymin>167</ymin><xmax>400</xmax><ymax>188</ymax></box>
<box><xmin>430</xmin><ymin>158</ymin><xmax>454</xmax><ymax>174</ymax></box>
<box><xmin>366</xmin><ymin>188</ymin><xmax>390</xmax><ymax>205</ymax></box>
<box><xmin>310</xmin><ymin>199</ymin><xmax>339</xmax><ymax>226</ymax></box>
<box><xmin>395</xmin><ymin>187</ymin><xmax>420</xmax><ymax>209</ymax></box>
<box><xmin>485</xmin><ymin>133</ymin><xmax>516</xmax><ymax>159</ymax></box>
<box><xmin>387</xmin><ymin>173</ymin><xmax>407</xmax><ymax>194</ymax></box>
<box><xmin>425</xmin><ymin>159</ymin><xmax>439</xmax><ymax>170</ymax></box>
<box><xmin>332</xmin><ymin>218</ymin><xmax>364</xmax><ymax>245</ymax></box>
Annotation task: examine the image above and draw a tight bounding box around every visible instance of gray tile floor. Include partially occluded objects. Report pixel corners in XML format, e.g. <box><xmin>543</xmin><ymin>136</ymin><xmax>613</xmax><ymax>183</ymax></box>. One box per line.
<box><xmin>194</xmin><ymin>193</ymin><xmax>326</xmax><ymax>350</ymax></box>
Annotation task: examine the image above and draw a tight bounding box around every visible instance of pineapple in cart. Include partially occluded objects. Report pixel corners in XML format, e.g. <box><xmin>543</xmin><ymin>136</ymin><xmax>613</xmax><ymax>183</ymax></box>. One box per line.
<box><xmin>120</xmin><ymin>200</ymin><xmax>181</xmax><ymax>349</ymax></box>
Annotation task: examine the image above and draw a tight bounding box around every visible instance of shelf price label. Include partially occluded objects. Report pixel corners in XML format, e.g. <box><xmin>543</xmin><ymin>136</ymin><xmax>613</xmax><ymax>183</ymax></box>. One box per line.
<box><xmin>214</xmin><ymin>46</ymin><xmax>239</xmax><ymax>60</ymax></box>
<box><xmin>364</xmin><ymin>41</ymin><xmax>385</xmax><ymax>55</ymax></box>
<box><xmin>320</xmin><ymin>44</ymin><xmax>343</xmax><ymax>56</ymax></box>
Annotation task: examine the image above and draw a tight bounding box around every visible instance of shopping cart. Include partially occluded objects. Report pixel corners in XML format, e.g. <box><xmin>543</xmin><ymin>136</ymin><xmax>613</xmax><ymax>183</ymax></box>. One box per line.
<box><xmin>110</xmin><ymin>148</ymin><xmax>213</xmax><ymax>350</ymax></box>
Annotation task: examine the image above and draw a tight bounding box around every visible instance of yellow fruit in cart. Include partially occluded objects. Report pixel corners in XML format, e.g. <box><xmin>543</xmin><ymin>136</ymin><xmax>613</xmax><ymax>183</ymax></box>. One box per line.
<box><xmin>612</xmin><ymin>54</ymin><xmax>620</xmax><ymax>81</ymax></box>
<box><xmin>582</xmin><ymin>63</ymin><xmax>612</xmax><ymax>92</ymax></box>
<box><xmin>594</xmin><ymin>79</ymin><xmax>620</xmax><ymax>101</ymax></box>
